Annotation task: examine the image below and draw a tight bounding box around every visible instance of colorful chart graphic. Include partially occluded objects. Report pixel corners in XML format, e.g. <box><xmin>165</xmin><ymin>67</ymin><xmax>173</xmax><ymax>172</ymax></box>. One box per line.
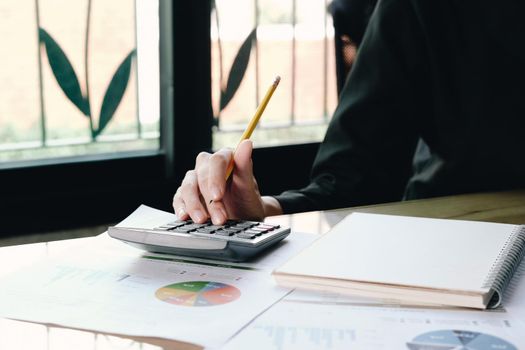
<box><xmin>406</xmin><ymin>330</ymin><xmax>516</xmax><ymax>350</ymax></box>
<box><xmin>155</xmin><ymin>281</ymin><xmax>241</xmax><ymax>306</ymax></box>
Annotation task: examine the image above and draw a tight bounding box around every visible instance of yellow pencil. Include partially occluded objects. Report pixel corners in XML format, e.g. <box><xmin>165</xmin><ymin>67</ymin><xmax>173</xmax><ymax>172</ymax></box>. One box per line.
<box><xmin>224</xmin><ymin>75</ymin><xmax>281</xmax><ymax>181</ymax></box>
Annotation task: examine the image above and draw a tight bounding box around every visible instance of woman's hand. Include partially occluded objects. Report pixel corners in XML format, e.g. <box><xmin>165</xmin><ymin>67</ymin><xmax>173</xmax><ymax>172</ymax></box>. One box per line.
<box><xmin>172</xmin><ymin>140</ymin><xmax>282</xmax><ymax>224</ymax></box>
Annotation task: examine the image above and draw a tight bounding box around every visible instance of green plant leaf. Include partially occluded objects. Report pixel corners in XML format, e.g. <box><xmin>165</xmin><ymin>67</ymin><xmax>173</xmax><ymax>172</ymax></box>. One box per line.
<box><xmin>94</xmin><ymin>50</ymin><xmax>135</xmax><ymax>137</ymax></box>
<box><xmin>220</xmin><ymin>28</ymin><xmax>256</xmax><ymax>111</ymax></box>
<box><xmin>38</xmin><ymin>28</ymin><xmax>89</xmax><ymax>116</ymax></box>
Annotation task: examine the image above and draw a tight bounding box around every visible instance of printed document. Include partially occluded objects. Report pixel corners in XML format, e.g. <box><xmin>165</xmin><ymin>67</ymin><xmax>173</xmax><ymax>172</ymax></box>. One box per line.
<box><xmin>0</xmin><ymin>206</ymin><xmax>317</xmax><ymax>349</ymax></box>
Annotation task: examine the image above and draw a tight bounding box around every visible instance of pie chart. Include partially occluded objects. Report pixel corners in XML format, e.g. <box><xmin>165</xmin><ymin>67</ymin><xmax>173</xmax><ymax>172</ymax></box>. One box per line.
<box><xmin>406</xmin><ymin>330</ymin><xmax>516</xmax><ymax>350</ymax></box>
<box><xmin>155</xmin><ymin>281</ymin><xmax>241</xmax><ymax>306</ymax></box>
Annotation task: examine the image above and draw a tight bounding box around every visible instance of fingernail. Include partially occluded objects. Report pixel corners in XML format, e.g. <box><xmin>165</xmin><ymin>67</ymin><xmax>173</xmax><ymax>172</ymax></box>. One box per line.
<box><xmin>193</xmin><ymin>210</ymin><xmax>205</xmax><ymax>223</ymax></box>
<box><xmin>212</xmin><ymin>213</ymin><xmax>223</xmax><ymax>225</ymax></box>
<box><xmin>177</xmin><ymin>208</ymin><xmax>186</xmax><ymax>218</ymax></box>
<box><xmin>211</xmin><ymin>187</ymin><xmax>222</xmax><ymax>200</ymax></box>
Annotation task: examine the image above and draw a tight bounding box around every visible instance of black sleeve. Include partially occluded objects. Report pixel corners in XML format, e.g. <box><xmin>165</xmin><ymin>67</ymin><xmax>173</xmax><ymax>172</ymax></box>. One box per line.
<box><xmin>274</xmin><ymin>0</ymin><xmax>431</xmax><ymax>213</ymax></box>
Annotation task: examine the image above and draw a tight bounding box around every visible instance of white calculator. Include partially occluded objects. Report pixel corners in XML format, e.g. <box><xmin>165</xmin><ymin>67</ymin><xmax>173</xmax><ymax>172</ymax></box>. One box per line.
<box><xmin>108</xmin><ymin>219</ymin><xmax>291</xmax><ymax>262</ymax></box>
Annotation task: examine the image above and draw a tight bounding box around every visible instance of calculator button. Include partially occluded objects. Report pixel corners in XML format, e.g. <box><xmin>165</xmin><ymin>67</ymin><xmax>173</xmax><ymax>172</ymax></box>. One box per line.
<box><xmin>257</xmin><ymin>224</ymin><xmax>277</xmax><ymax>230</ymax></box>
<box><xmin>221</xmin><ymin>229</ymin><xmax>241</xmax><ymax>235</ymax></box>
<box><xmin>249</xmin><ymin>227</ymin><xmax>269</xmax><ymax>233</ymax></box>
<box><xmin>182</xmin><ymin>223</ymin><xmax>209</xmax><ymax>230</ymax></box>
<box><xmin>245</xmin><ymin>221</ymin><xmax>260</xmax><ymax>227</ymax></box>
<box><xmin>195</xmin><ymin>228</ymin><xmax>215</xmax><ymax>234</ymax></box>
<box><xmin>214</xmin><ymin>230</ymin><xmax>235</xmax><ymax>237</ymax></box>
<box><xmin>230</xmin><ymin>223</ymin><xmax>255</xmax><ymax>229</ymax></box>
<box><xmin>242</xmin><ymin>229</ymin><xmax>263</xmax><ymax>235</ymax></box>
<box><xmin>198</xmin><ymin>226</ymin><xmax>218</xmax><ymax>232</ymax></box>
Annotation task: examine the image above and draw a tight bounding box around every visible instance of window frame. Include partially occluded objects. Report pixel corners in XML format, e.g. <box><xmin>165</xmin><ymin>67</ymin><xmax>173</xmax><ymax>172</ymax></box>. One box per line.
<box><xmin>0</xmin><ymin>1</ymin><xmax>211</xmax><ymax>234</ymax></box>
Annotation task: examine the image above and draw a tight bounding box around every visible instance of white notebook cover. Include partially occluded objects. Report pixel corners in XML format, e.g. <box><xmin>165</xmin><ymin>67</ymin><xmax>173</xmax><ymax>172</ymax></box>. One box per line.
<box><xmin>275</xmin><ymin>213</ymin><xmax>518</xmax><ymax>296</ymax></box>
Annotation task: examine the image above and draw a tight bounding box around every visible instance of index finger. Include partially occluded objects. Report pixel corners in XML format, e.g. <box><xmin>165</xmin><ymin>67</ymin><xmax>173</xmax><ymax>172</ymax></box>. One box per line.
<box><xmin>207</xmin><ymin>148</ymin><xmax>233</xmax><ymax>201</ymax></box>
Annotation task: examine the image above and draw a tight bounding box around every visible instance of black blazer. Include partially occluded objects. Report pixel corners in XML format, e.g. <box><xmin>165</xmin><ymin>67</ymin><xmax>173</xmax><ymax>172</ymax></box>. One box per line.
<box><xmin>275</xmin><ymin>0</ymin><xmax>525</xmax><ymax>213</ymax></box>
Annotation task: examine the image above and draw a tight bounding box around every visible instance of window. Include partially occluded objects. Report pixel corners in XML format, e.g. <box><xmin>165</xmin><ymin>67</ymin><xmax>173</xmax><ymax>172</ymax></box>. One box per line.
<box><xmin>0</xmin><ymin>0</ymin><xmax>160</xmax><ymax>162</ymax></box>
<box><xmin>0</xmin><ymin>0</ymin><xmax>174</xmax><ymax>234</ymax></box>
<box><xmin>211</xmin><ymin>0</ymin><xmax>338</xmax><ymax>149</ymax></box>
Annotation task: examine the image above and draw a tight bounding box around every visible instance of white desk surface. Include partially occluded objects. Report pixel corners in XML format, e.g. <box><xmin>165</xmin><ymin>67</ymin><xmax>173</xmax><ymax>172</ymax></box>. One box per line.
<box><xmin>1</xmin><ymin>190</ymin><xmax>524</xmax><ymax>349</ymax></box>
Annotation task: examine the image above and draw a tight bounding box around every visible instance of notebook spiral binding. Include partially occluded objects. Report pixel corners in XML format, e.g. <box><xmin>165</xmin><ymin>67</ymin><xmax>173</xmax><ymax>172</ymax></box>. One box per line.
<box><xmin>482</xmin><ymin>225</ymin><xmax>525</xmax><ymax>308</ymax></box>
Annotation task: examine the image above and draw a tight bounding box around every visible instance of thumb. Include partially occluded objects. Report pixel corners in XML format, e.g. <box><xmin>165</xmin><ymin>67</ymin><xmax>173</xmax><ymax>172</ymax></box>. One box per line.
<box><xmin>233</xmin><ymin>139</ymin><xmax>254</xmax><ymax>182</ymax></box>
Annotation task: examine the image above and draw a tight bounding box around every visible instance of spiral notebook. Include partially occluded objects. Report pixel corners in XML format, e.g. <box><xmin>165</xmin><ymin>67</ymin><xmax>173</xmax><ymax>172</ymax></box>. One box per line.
<box><xmin>273</xmin><ymin>213</ymin><xmax>525</xmax><ymax>309</ymax></box>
